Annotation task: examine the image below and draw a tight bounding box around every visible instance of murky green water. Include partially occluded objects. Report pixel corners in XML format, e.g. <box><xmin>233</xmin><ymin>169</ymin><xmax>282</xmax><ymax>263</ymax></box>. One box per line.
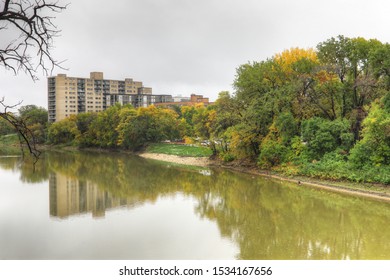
<box><xmin>0</xmin><ymin>151</ymin><xmax>389</xmax><ymax>259</ymax></box>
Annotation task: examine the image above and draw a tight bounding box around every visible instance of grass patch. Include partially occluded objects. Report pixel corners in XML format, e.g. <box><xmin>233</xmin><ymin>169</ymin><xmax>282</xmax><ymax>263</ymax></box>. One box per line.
<box><xmin>146</xmin><ymin>143</ymin><xmax>213</xmax><ymax>157</ymax></box>
<box><xmin>0</xmin><ymin>134</ymin><xmax>22</xmax><ymax>155</ymax></box>
<box><xmin>145</xmin><ymin>156</ymin><xmax>210</xmax><ymax>171</ymax></box>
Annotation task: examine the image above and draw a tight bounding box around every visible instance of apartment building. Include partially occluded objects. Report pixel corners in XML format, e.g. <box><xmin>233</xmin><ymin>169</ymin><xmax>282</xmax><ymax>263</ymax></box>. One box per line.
<box><xmin>155</xmin><ymin>94</ymin><xmax>213</xmax><ymax>107</ymax></box>
<box><xmin>48</xmin><ymin>72</ymin><xmax>173</xmax><ymax>122</ymax></box>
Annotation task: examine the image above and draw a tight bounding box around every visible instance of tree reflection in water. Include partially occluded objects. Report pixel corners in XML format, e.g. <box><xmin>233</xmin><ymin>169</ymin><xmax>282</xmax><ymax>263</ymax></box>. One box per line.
<box><xmin>1</xmin><ymin>151</ymin><xmax>390</xmax><ymax>259</ymax></box>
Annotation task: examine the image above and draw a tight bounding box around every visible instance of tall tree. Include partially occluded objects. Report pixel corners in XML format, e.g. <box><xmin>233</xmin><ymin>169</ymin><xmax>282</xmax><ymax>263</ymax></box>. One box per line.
<box><xmin>370</xmin><ymin>43</ymin><xmax>390</xmax><ymax>90</ymax></box>
<box><xmin>18</xmin><ymin>105</ymin><xmax>48</xmax><ymax>126</ymax></box>
<box><xmin>317</xmin><ymin>36</ymin><xmax>384</xmax><ymax>139</ymax></box>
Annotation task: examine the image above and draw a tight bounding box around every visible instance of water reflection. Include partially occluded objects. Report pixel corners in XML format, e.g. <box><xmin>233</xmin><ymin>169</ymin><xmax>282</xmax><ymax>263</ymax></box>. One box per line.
<box><xmin>49</xmin><ymin>173</ymin><xmax>139</xmax><ymax>218</ymax></box>
<box><xmin>1</xmin><ymin>151</ymin><xmax>390</xmax><ymax>259</ymax></box>
<box><xmin>45</xmin><ymin>151</ymin><xmax>216</xmax><ymax>219</ymax></box>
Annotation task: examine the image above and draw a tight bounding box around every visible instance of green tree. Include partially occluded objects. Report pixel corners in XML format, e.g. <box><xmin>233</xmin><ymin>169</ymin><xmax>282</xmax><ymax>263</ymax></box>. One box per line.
<box><xmin>47</xmin><ymin>116</ymin><xmax>79</xmax><ymax>144</ymax></box>
<box><xmin>18</xmin><ymin>105</ymin><xmax>48</xmax><ymax>126</ymax></box>
<box><xmin>301</xmin><ymin>117</ymin><xmax>354</xmax><ymax>160</ymax></box>
<box><xmin>213</xmin><ymin>91</ymin><xmax>241</xmax><ymax>154</ymax></box>
<box><xmin>234</xmin><ymin>59</ymin><xmax>282</xmax><ymax>112</ymax></box>
<box><xmin>258</xmin><ymin>112</ymin><xmax>298</xmax><ymax>168</ymax></box>
<box><xmin>0</xmin><ymin>117</ymin><xmax>15</xmax><ymax>135</ymax></box>
<box><xmin>317</xmin><ymin>36</ymin><xmax>385</xmax><ymax>139</ymax></box>
<box><xmin>258</xmin><ymin>124</ymin><xmax>288</xmax><ymax>168</ymax></box>
<box><xmin>117</xmin><ymin>106</ymin><xmax>180</xmax><ymax>151</ymax></box>
<box><xmin>18</xmin><ymin>105</ymin><xmax>48</xmax><ymax>144</ymax></box>
<box><xmin>370</xmin><ymin>43</ymin><xmax>390</xmax><ymax>90</ymax></box>
<box><xmin>88</xmin><ymin>104</ymin><xmax>122</xmax><ymax>148</ymax></box>
<box><xmin>349</xmin><ymin>94</ymin><xmax>390</xmax><ymax>167</ymax></box>
<box><xmin>180</xmin><ymin>105</ymin><xmax>197</xmax><ymax>136</ymax></box>
<box><xmin>74</xmin><ymin>112</ymin><xmax>98</xmax><ymax>147</ymax></box>
<box><xmin>232</xmin><ymin>61</ymin><xmax>281</xmax><ymax>158</ymax></box>
<box><xmin>275</xmin><ymin>111</ymin><xmax>298</xmax><ymax>145</ymax></box>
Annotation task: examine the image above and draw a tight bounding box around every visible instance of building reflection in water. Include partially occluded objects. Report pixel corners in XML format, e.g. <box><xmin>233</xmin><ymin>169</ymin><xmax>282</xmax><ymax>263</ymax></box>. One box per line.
<box><xmin>49</xmin><ymin>173</ymin><xmax>134</xmax><ymax>219</ymax></box>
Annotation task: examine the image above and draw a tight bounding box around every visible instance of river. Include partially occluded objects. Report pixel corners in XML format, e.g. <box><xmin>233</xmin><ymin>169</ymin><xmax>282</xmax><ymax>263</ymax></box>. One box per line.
<box><xmin>0</xmin><ymin>151</ymin><xmax>389</xmax><ymax>259</ymax></box>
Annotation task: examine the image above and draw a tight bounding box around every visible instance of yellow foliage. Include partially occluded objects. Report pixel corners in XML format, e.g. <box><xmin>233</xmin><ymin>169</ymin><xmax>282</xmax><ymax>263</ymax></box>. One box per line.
<box><xmin>136</xmin><ymin>105</ymin><xmax>178</xmax><ymax>119</ymax></box>
<box><xmin>274</xmin><ymin>47</ymin><xmax>318</xmax><ymax>72</ymax></box>
<box><xmin>207</xmin><ymin>109</ymin><xmax>217</xmax><ymax>129</ymax></box>
<box><xmin>181</xmin><ymin>105</ymin><xmax>193</xmax><ymax>114</ymax></box>
<box><xmin>184</xmin><ymin>136</ymin><xmax>195</xmax><ymax>144</ymax></box>
<box><xmin>68</xmin><ymin>114</ymin><xmax>78</xmax><ymax>122</ymax></box>
<box><xmin>195</xmin><ymin>103</ymin><xmax>205</xmax><ymax>109</ymax></box>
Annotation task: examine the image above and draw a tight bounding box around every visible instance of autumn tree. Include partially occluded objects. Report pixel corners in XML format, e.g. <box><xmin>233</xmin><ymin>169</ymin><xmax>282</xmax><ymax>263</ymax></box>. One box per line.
<box><xmin>47</xmin><ymin>115</ymin><xmax>79</xmax><ymax>144</ymax></box>
<box><xmin>192</xmin><ymin>104</ymin><xmax>218</xmax><ymax>155</ymax></box>
<box><xmin>117</xmin><ymin>105</ymin><xmax>181</xmax><ymax>151</ymax></box>
<box><xmin>274</xmin><ymin>47</ymin><xmax>318</xmax><ymax>75</ymax></box>
<box><xmin>88</xmin><ymin>104</ymin><xmax>122</xmax><ymax>148</ymax></box>
<box><xmin>232</xmin><ymin>60</ymin><xmax>281</xmax><ymax>158</ymax></box>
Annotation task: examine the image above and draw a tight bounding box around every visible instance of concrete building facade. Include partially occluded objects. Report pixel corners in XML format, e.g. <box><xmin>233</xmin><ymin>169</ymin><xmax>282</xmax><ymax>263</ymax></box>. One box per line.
<box><xmin>48</xmin><ymin>72</ymin><xmax>172</xmax><ymax>122</ymax></box>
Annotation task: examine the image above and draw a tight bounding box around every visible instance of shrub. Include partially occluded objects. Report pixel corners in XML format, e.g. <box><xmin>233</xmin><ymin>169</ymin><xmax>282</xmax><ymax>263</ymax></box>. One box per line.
<box><xmin>220</xmin><ymin>152</ymin><xmax>235</xmax><ymax>162</ymax></box>
<box><xmin>301</xmin><ymin>117</ymin><xmax>354</xmax><ymax>160</ymax></box>
<box><xmin>258</xmin><ymin>138</ymin><xmax>287</xmax><ymax>168</ymax></box>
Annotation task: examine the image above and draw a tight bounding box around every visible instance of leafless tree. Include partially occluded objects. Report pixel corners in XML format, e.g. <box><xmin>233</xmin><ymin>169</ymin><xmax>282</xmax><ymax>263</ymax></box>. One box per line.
<box><xmin>0</xmin><ymin>0</ymin><xmax>67</xmax><ymax>79</ymax></box>
<box><xmin>0</xmin><ymin>0</ymin><xmax>67</xmax><ymax>160</ymax></box>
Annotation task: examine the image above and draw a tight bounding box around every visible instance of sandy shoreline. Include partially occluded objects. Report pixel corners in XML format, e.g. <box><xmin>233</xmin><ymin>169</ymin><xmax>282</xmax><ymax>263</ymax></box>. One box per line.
<box><xmin>139</xmin><ymin>152</ymin><xmax>390</xmax><ymax>203</ymax></box>
<box><xmin>139</xmin><ymin>152</ymin><xmax>212</xmax><ymax>167</ymax></box>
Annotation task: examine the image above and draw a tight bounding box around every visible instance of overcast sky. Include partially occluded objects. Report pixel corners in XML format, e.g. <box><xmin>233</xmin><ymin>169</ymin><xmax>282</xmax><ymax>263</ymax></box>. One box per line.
<box><xmin>2</xmin><ymin>0</ymin><xmax>390</xmax><ymax>108</ymax></box>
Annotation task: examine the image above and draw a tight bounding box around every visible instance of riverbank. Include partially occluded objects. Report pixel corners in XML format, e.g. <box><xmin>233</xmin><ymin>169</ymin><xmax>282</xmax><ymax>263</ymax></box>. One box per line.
<box><xmin>138</xmin><ymin>151</ymin><xmax>390</xmax><ymax>203</ymax></box>
<box><xmin>139</xmin><ymin>152</ymin><xmax>212</xmax><ymax>167</ymax></box>
<box><xmin>220</xmin><ymin>164</ymin><xmax>390</xmax><ymax>203</ymax></box>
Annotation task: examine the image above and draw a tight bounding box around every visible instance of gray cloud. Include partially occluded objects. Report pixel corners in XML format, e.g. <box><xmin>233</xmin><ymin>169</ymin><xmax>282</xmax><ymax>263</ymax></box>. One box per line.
<box><xmin>2</xmin><ymin>0</ymin><xmax>390</xmax><ymax>108</ymax></box>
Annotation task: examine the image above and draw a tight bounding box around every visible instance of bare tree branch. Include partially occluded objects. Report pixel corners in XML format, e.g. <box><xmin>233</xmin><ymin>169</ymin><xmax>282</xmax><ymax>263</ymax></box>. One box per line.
<box><xmin>0</xmin><ymin>0</ymin><xmax>68</xmax><ymax>80</ymax></box>
<box><xmin>0</xmin><ymin>97</ymin><xmax>41</xmax><ymax>162</ymax></box>
<box><xmin>1</xmin><ymin>0</ymin><xmax>67</xmax><ymax>161</ymax></box>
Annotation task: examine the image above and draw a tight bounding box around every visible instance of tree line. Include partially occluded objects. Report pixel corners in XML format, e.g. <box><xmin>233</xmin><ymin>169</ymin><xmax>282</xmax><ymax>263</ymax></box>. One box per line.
<box><xmin>216</xmin><ymin>35</ymin><xmax>390</xmax><ymax>183</ymax></box>
<box><xmin>1</xmin><ymin>35</ymin><xmax>389</xmax><ymax>183</ymax></box>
